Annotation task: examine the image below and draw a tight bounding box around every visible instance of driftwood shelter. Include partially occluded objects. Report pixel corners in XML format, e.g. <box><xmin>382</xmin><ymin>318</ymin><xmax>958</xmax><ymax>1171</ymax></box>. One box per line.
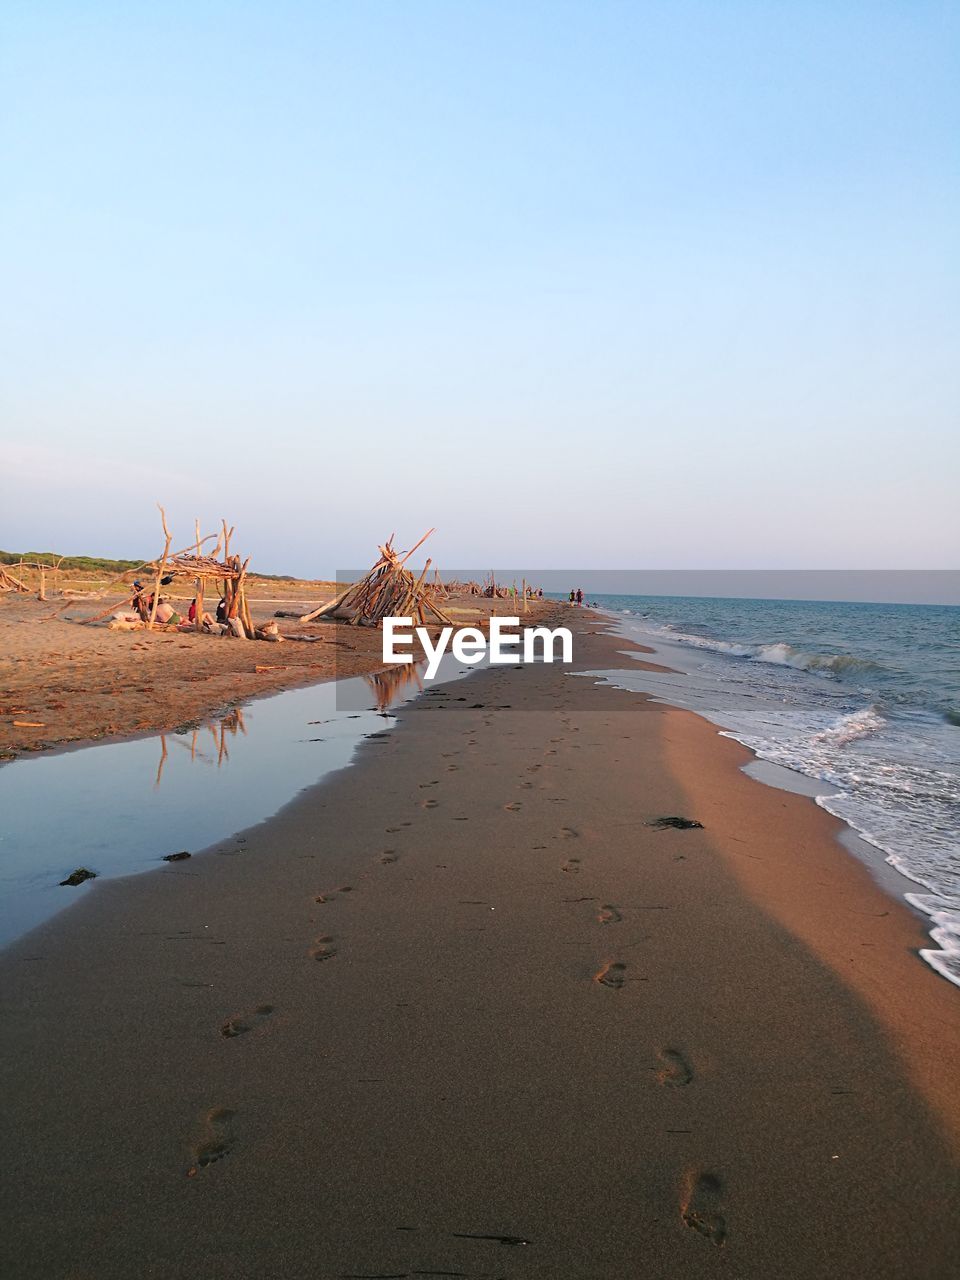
<box><xmin>298</xmin><ymin>531</ymin><xmax>453</xmax><ymax>629</ymax></box>
<box><xmin>80</xmin><ymin>508</ymin><xmax>264</xmax><ymax>639</ymax></box>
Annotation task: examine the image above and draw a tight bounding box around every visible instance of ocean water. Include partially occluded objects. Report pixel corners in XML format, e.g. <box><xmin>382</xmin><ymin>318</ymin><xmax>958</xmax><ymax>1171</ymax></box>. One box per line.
<box><xmin>579</xmin><ymin>595</ymin><xmax>960</xmax><ymax>989</ymax></box>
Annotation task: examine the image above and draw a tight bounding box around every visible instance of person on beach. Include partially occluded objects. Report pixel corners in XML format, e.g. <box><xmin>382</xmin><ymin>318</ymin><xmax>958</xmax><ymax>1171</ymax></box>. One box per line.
<box><xmin>132</xmin><ymin>580</ymin><xmax>149</xmax><ymax>620</ymax></box>
<box><xmin>576</xmin><ymin>588</ymin><xmax>583</xmax><ymax>606</ymax></box>
<box><xmin>216</xmin><ymin>597</ymin><xmax>228</xmax><ymax>624</ymax></box>
<box><xmin>569</xmin><ymin>590</ymin><xmax>575</xmax><ymax>604</ymax></box>
<box><xmin>154</xmin><ymin>599</ymin><xmax>182</xmax><ymax>626</ymax></box>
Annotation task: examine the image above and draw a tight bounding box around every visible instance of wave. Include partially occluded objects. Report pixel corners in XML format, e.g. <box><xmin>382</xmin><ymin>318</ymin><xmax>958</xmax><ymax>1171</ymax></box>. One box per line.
<box><xmin>645</xmin><ymin>626</ymin><xmax>884</xmax><ymax>676</ymax></box>
<box><xmin>907</xmin><ymin>894</ymin><xmax>960</xmax><ymax>990</ymax></box>
<box><xmin>813</xmin><ymin>706</ymin><xmax>887</xmax><ymax>747</ymax></box>
<box><xmin>755</xmin><ymin>643</ymin><xmax>883</xmax><ymax>675</ymax></box>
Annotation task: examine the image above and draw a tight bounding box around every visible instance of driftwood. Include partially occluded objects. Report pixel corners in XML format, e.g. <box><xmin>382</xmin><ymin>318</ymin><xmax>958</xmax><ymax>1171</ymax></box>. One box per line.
<box><xmin>300</xmin><ymin>532</ymin><xmax>453</xmax><ymax>628</ymax></box>
<box><xmin>0</xmin><ymin>566</ymin><xmax>28</xmax><ymax>592</ymax></box>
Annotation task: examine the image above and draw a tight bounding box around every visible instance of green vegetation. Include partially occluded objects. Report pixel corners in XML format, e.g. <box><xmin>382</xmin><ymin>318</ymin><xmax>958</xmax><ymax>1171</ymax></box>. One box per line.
<box><xmin>0</xmin><ymin>550</ymin><xmax>312</xmax><ymax>581</ymax></box>
<box><xmin>0</xmin><ymin>550</ymin><xmax>143</xmax><ymax>572</ymax></box>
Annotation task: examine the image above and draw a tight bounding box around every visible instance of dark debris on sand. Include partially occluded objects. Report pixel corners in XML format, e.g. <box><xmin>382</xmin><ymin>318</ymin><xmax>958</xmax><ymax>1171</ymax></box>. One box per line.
<box><xmin>59</xmin><ymin>867</ymin><xmax>97</xmax><ymax>886</ymax></box>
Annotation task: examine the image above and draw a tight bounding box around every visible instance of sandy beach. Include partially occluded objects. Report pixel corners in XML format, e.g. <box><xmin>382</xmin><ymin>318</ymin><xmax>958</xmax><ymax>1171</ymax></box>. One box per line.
<box><xmin>0</xmin><ymin>588</ymin><xmax>546</xmax><ymax>758</ymax></box>
<box><xmin>1</xmin><ymin>609</ymin><xmax>957</xmax><ymax>1279</ymax></box>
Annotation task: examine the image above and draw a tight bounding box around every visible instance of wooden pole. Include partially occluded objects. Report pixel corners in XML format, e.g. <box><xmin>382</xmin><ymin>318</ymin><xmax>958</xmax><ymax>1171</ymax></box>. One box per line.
<box><xmin>229</xmin><ymin>557</ymin><xmax>251</xmax><ymax>638</ymax></box>
<box><xmin>240</xmin><ymin>588</ymin><xmax>254</xmax><ymax>639</ymax></box>
<box><xmin>148</xmin><ymin>505</ymin><xmax>173</xmax><ymax>631</ymax></box>
<box><xmin>396</xmin><ymin>528</ymin><xmax>436</xmax><ymax>569</ymax></box>
<box><xmin>221</xmin><ymin>521</ymin><xmax>234</xmax><ymax>613</ymax></box>
<box><xmin>193</xmin><ymin>518</ymin><xmax>203</xmax><ymax>630</ymax></box>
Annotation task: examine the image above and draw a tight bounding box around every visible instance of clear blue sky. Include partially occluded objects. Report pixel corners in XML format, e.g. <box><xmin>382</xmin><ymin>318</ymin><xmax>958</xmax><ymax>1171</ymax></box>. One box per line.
<box><xmin>2</xmin><ymin>1</ymin><xmax>957</xmax><ymax>575</ymax></box>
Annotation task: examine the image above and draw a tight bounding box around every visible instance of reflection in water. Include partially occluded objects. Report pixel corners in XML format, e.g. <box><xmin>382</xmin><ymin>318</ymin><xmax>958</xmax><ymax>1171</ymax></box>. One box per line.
<box><xmin>155</xmin><ymin>709</ymin><xmax>248</xmax><ymax>786</ymax></box>
<box><xmin>364</xmin><ymin>663</ymin><xmax>425</xmax><ymax>711</ymax></box>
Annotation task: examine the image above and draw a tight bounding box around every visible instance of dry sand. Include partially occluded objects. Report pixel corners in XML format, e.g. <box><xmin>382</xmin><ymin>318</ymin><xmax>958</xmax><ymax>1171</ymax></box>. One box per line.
<box><xmin>0</xmin><ymin>612</ymin><xmax>957</xmax><ymax>1279</ymax></box>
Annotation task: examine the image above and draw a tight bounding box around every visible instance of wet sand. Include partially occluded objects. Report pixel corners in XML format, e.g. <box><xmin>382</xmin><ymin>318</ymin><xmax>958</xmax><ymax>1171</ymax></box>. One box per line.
<box><xmin>1</xmin><ymin>614</ymin><xmax>958</xmax><ymax>1278</ymax></box>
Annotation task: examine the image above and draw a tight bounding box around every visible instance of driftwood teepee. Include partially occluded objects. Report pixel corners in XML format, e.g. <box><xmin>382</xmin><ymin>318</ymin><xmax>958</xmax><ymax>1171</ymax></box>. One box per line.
<box><xmin>300</xmin><ymin>531</ymin><xmax>453</xmax><ymax>627</ymax></box>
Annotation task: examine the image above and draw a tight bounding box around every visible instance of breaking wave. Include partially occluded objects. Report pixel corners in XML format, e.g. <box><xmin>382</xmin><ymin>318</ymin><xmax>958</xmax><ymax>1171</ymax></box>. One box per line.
<box><xmin>813</xmin><ymin>706</ymin><xmax>887</xmax><ymax>747</ymax></box>
<box><xmin>649</xmin><ymin>627</ymin><xmax>885</xmax><ymax>677</ymax></box>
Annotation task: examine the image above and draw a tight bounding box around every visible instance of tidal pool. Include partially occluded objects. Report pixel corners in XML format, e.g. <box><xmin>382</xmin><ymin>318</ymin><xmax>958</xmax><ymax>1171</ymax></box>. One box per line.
<box><xmin>0</xmin><ymin>658</ymin><xmax>472</xmax><ymax>948</ymax></box>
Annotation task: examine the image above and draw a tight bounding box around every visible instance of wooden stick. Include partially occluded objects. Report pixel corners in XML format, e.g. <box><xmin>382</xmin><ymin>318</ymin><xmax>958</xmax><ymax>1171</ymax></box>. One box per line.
<box><xmin>300</xmin><ymin>581</ymin><xmax>354</xmax><ymax>623</ymax></box>
<box><xmin>147</xmin><ymin>505</ymin><xmax>172</xmax><ymax>631</ymax></box>
<box><xmin>397</xmin><ymin>528</ymin><xmax>436</xmax><ymax>569</ymax></box>
<box><xmin>240</xmin><ymin>589</ymin><xmax>254</xmax><ymax>639</ymax></box>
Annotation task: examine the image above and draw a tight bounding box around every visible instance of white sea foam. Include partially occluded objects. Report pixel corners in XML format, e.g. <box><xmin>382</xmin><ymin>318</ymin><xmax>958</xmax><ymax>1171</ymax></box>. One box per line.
<box><xmin>813</xmin><ymin>706</ymin><xmax>887</xmax><ymax>747</ymax></box>
<box><xmin>908</xmin><ymin>894</ymin><xmax>960</xmax><ymax>990</ymax></box>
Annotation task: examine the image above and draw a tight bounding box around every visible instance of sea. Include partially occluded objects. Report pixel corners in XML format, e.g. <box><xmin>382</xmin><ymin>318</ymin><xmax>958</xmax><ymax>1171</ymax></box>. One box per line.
<box><xmin>575</xmin><ymin>594</ymin><xmax>960</xmax><ymax>989</ymax></box>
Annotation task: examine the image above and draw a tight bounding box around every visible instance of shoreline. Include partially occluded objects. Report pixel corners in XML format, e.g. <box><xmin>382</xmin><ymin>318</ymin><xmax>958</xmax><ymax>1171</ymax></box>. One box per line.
<box><xmin>589</xmin><ymin>609</ymin><xmax>960</xmax><ymax>992</ymax></box>
<box><xmin>1</xmin><ymin>611</ymin><xmax>958</xmax><ymax>1276</ymax></box>
<box><xmin>3</xmin><ymin>605</ymin><xmax>944</xmax><ymax>979</ymax></box>
<box><xmin>0</xmin><ymin>607</ymin><xmax>945</xmax><ymax>968</ymax></box>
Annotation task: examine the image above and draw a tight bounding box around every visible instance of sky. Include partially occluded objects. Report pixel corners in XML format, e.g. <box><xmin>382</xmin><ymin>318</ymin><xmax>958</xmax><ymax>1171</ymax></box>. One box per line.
<box><xmin>2</xmin><ymin>1</ymin><xmax>958</xmax><ymax>578</ymax></box>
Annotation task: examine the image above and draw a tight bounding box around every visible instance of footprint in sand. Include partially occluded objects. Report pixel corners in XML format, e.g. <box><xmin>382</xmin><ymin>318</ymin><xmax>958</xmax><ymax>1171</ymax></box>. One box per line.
<box><xmin>315</xmin><ymin>885</ymin><xmax>353</xmax><ymax>904</ymax></box>
<box><xmin>446</xmin><ymin>764</ymin><xmax>460</xmax><ymax>772</ymax></box>
<box><xmin>503</xmin><ymin>801</ymin><xmax>522</xmax><ymax>812</ymax></box>
<box><xmin>418</xmin><ymin>781</ymin><xmax>439</xmax><ymax>789</ymax></box>
<box><xmin>594</xmin><ymin>961</ymin><xmax>627</xmax><ymax>988</ymax></box>
<box><xmin>309</xmin><ymin>935</ymin><xmax>337</xmax><ymax>961</ymax></box>
<box><xmin>220</xmin><ymin>1005</ymin><xmax>275</xmax><ymax>1038</ymax></box>
<box><xmin>422</xmin><ymin>798</ymin><xmax>439</xmax><ymax>810</ymax></box>
<box><xmin>557</xmin><ymin>826</ymin><xmax>579</xmax><ymax>840</ymax></box>
<box><xmin>681</xmin><ymin>1171</ymin><xmax>727</xmax><ymax>1245</ymax></box>
<box><xmin>379</xmin><ymin>850</ymin><xmax>399</xmax><ymax>865</ymax></box>
<box><xmin>188</xmin><ymin>1107</ymin><xmax>236</xmax><ymax>1174</ymax></box>
<box><xmin>560</xmin><ymin>857</ymin><xmax>581</xmax><ymax>874</ymax></box>
<box><xmin>658</xmin><ymin>1048</ymin><xmax>693</xmax><ymax>1087</ymax></box>
<box><xmin>597</xmin><ymin>904</ymin><xmax>623</xmax><ymax>924</ymax></box>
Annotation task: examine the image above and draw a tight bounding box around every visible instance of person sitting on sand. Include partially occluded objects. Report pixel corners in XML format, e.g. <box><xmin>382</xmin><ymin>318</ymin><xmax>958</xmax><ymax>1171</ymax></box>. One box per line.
<box><xmin>131</xmin><ymin>580</ymin><xmax>150</xmax><ymax>621</ymax></box>
<box><xmin>184</xmin><ymin>598</ymin><xmax>217</xmax><ymax>630</ymax></box>
<box><xmin>154</xmin><ymin>599</ymin><xmax>182</xmax><ymax>626</ymax></box>
<box><xmin>216</xmin><ymin>597</ymin><xmax>228</xmax><ymax>624</ymax></box>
